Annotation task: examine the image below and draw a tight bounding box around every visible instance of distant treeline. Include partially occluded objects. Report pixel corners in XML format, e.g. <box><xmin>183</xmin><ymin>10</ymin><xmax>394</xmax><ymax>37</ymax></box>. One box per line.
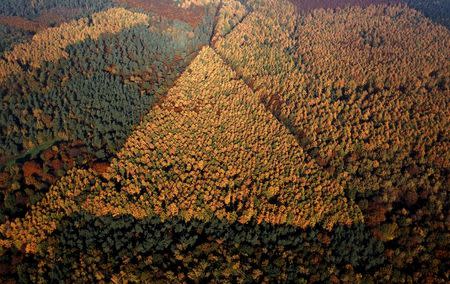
<box><xmin>0</xmin><ymin>0</ymin><xmax>114</xmax><ymax>18</ymax></box>
<box><xmin>404</xmin><ymin>0</ymin><xmax>450</xmax><ymax>28</ymax></box>
<box><xmin>289</xmin><ymin>0</ymin><xmax>450</xmax><ymax>28</ymax></box>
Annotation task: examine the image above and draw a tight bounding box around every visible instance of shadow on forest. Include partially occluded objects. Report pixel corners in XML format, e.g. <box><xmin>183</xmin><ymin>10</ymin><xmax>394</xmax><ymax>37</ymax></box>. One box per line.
<box><xmin>0</xmin><ymin>17</ymin><xmax>214</xmax><ymax>221</ymax></box>
<box><xmin>403</xmin><ymin>0</ymin><xmax>450</xmax><ymax>28</ymax></box>
<box><xmin>7</xmin><ymin>213</ymin><xmax>384</xmax><ymax>282</ymax></box>
<box><xmin>0</xmin><ymin>23</ymin><xmax>207</xmax><ymax>162</ymax></box>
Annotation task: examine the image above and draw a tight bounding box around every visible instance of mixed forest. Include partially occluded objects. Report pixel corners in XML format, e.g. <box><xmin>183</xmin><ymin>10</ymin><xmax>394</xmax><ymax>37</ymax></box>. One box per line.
<box><xmin>0</xmin><ymin>0</ymin><xmax>449</xmax><ymax>283</ymax></box>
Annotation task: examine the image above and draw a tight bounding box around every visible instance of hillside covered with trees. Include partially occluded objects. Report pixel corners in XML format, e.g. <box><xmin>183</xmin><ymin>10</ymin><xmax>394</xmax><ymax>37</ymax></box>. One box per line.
<box><xmin>0</xmin><ymin>0</ymin><xmax>449</xmax><ymax>283</ymax></box>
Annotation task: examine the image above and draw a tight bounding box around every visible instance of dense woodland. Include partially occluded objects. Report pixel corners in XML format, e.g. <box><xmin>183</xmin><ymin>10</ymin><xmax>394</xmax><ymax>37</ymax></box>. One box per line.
<box><xmin>0</xmin><ymin>0</ymin><xmax>449</xmax><ymax>283</ymax></box>
<box><xmin>0</xmin><ymin>1</ymin><xmax>116</xmax><ymax>54</ymax></box>
<box><xmin>0</xmin><ymin>1</ymin><xmax>217</xmax><ymax>220</ymax></box>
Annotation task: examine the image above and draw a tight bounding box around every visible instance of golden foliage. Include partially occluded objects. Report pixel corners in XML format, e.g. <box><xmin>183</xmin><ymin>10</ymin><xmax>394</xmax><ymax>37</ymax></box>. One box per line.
<box><xmin>211</xmin><ymin>0</ymin><xmax>248</xmax><ymax>43</ymax></box>
<box><xmin>0</xmin><ymin>8</ymin><xmax>149</xmax><ymax>82</ymax></box>
<box><xmin>215</xmin><ymin>1</ymin><xmax>449</xmax><ymax>205</ymax></box>
<box><xmin>82</xmin><ymin>46</ymin><xmax>361</xmax><ymax>229</ymax></box>
<box><xmin>0</xmin><ymin>46</ymin><xmax>362</xmax><ymax>253</ymax></box>
<box><xmin>295</xmin><ymin>4</ymin><xmax>450</xmax><ymax>89</ymax></box>
<box><xmin>0</xmin><ymin>169</ymin><xmax>96</xmax><ymax>253</ymax></box>
<box><xmin>4</xmin><ymin>0</ymin><xmax>448</xmax><ymax>257</ymax></box>
<box><xmin>178</xmin><ymin>0</ymin><xmax>219</xmax><ymax>9</ymax></box>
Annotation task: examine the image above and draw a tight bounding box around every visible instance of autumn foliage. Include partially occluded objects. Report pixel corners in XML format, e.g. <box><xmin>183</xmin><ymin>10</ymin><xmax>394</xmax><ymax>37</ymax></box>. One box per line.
<box><xmin>289</xmin><ymin>0</ymin><xmax>400</xmax><ymax>12</ymax></box>
<box><xmin>0</xmin><ymin>0</ymin><xmax>449</xmax><ymax>282</ymax></box>
<box><xmin>0</xmin><ymin>47</ymin><xmax>361</xmax><ymax>254</ymax></box>
<box><xmin>0</xmin><ymin>8</ymin><xmax>149</xmax><ymax>82</ymax></box>
<box><xmin>113</xmin><ymin>0</ymin><xmax>207</xmax><ymax>27</ymax></box>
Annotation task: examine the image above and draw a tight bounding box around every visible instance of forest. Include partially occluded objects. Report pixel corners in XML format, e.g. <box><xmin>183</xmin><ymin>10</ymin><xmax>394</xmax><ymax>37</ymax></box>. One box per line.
<box><xmin>0</xmin><ymin>0</ymin><xmax>449</xmax><ymax>283</ymax></box>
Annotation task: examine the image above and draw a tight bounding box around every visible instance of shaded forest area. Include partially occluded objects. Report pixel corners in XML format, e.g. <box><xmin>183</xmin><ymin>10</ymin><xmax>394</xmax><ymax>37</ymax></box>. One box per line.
<box><xmin>403</xmin><ymin>0</ymin><xmax>450</xmax><ymax>28</ymax></box>
<box><xmin>0</xmin><ymin>1</ymin><xmax>217</xmax><ymax>223</ymax></box>
<box><xmin>0</xmin><ymin>0</ymin><xmax>449</xmax><ymax>283</ymax></box>
<box><xmin>16</xmin><ymin>214</ymin><xmax>383</xmax><ymax>283</ymax></box>
<box><xmin>0</xmin><ymin>0</ymin><xmax>114</xmax><ymax>18</ymax></box>
<box><xmin>0</xmin><ymin>0</ymin><xmax>116</xmax><ymax>54</ymax></box>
